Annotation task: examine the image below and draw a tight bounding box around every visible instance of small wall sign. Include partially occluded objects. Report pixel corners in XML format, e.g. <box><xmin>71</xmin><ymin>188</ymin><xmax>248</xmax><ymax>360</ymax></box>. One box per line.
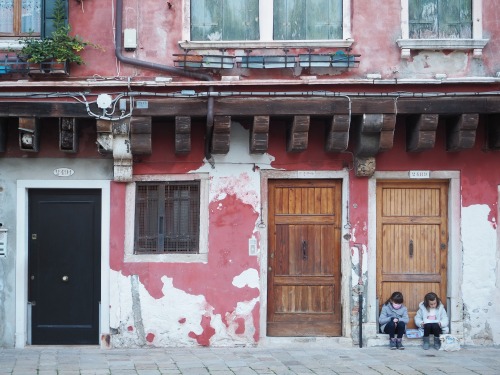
<box><xmin>409</xmin><ymin>170</ymin><xmax>430</xmax><ymax>179</ymax></box>
<box><xmin>53</xmin><ymin>168</ymin><xmax>75</xmax><ymax>177</ymax></box>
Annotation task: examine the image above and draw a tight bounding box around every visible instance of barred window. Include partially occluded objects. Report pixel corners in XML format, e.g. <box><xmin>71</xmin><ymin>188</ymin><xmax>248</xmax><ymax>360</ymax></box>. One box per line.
<box><xmin>134</xmin><ymin>181</ymin><xmax>200</xmax><ymax>254</ymax></box>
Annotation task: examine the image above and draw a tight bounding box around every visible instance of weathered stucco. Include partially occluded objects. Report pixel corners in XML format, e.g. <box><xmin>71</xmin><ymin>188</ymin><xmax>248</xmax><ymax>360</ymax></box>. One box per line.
<box><xmin>462</xmin><ymin>205</ymin><xmax>498</xmax><ymax>345</ymax></box>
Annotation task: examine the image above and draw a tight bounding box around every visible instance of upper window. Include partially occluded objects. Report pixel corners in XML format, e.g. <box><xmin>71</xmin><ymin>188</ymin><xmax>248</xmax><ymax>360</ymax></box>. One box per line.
<box><xmin>409</xmin><ymin>0</ymin><xmax>471</xmax><ymax>39</ymax></box>
<box><xmin>0</xmin><ymin>0</ymin><xmax>41</xmax><ymax>36</ymax></box>
<box><xmin>182</xmin><ymin>0</ymin><xmax>352</xmax><ymax>49</ymax></box>
<box><xmin>0</xmin><ymin>0</ymin><xmax>67</xmax><ymax>51</ymax></box>
<box><xmin>191</xmin><ymin>0</ymin><xmax>259</xmax><ymax>41</ymax></box>
<box><xmin>273</xmin><ymin>0</ymin><xmax>342</xmax><ymax>40</ymax></box>
<box><xmin>398</xmin><ymin>0</ymin><xmax>488</xmax><ymax>58</ymax></box>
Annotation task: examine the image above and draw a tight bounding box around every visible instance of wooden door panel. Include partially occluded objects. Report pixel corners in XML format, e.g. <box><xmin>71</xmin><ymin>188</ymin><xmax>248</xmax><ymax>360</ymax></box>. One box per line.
<box><xmin>268</xmin><ymin>179</ymin><xmax>341</xmax><ymax>337</ymax></box>
<box><xmin>274</xmin><ymin>285</ymin><xmax>334</xmax><ymax>314</ymax></box>
<box><xmin>382</xmin><ymin>224</ymin><xmax>441</xmax><ymax>275</ymax></box>
<box><xmin>377</xmin><ymin>181</ymin><xmax>448</xmax><ymax>330</ymax></box>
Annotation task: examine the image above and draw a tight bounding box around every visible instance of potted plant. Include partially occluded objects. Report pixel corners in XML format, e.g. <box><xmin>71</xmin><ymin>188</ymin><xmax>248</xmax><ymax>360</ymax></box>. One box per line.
<box><xmin>19</xmin><ymin>0</ymin><xmax>99</xmax><ymax>74</ymax></box>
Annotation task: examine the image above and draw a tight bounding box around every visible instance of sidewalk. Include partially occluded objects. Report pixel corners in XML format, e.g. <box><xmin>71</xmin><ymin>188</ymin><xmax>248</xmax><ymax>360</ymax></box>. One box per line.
<box><xmin>1</xmin><ymin>344</ymin><xmax>499</xmax><ymax>375</ymax></box>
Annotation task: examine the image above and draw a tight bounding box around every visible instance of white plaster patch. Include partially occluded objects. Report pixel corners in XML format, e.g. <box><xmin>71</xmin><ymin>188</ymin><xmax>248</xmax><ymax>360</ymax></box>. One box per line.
<box><xmin>194</xmin><ymin>122</ymin><xmax>275</xmax><ymax>210</ymax></box>
<box><xmin>109</xmin><ymin>271</ymin><xmax>260</xmax><ymax>347</ymax></box>
<box><xmin>461</xmin><ymin>205</ymin><xmax>498</xmax><ymax>345</ymax></box>
<box><xmin>232</xmin><ymin>268</ymin><xmax>260</xmax><ymax>289</ymax></box>
<box><xmin>403</xmin><ymin>51</ymin><xmax>468</xmax><ymax>77</ymax></box>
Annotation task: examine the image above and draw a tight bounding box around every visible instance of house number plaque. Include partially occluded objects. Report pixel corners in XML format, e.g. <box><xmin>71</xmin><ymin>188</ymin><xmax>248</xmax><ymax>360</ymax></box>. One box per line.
<box><xmin>409</xmin><ymin>170</ymin><xmax>430</xmax><ymax>179</ymax></box>
<box><xmin>53</xmin><ymin>168</ymin><xmax>75</xmax><ymax>177</ymax></box>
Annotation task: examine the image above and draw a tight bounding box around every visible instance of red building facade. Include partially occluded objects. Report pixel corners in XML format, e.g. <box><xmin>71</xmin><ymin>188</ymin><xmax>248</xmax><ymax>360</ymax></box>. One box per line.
<box><xmin>0</xmin><ymin>0</ymin><xmax>499</xmax><ymax>348</ymax></box>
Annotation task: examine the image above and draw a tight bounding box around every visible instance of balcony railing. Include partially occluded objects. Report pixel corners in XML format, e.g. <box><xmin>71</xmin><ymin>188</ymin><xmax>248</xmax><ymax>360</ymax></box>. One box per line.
<box><xmin>174</xmin><ymin>50</ymin><xmax>360</xmax><ymax>70</ymax></box>
<box><xmin>0</xmin><ymin>54</ymin><xmax>69</xmax><ymax>77</ymax></box>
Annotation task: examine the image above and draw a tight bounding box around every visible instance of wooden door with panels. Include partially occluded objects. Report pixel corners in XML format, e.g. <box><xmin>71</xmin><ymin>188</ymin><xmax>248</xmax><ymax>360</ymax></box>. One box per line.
<box><xmin>267</xmin><ymin>179</ymin><xmax>342</xmax><ymax>336</ymax></box>
<box><xmin>376</xmin><ymin>180</ymin><xmax>448</xmax><ymax>329</ymax></box>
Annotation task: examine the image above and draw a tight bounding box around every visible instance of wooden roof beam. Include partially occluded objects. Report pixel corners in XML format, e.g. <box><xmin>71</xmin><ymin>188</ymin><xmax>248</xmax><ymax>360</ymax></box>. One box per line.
<box><xmin>325</xmin><ymin>114</ymin><xmax>350</xmax><ymax>152</ymax></box>
<box><xmin>406</xmin><ymin>114</ymin><xmax>439</xmax><ymax>152</ymax></box>
<box><xmin>287</xmin><ymin>116</ymin><xmax>310</xmax><ymax>152</ymax></box>
<box><xmin>446</xmin><ymin>114</ymin><xmax>479</xmax><ymax>151</ymax></box>
<box><xmin>250</xmin><ymin>116</ymin><xmax>269</xmax><ymax>154</ymax></box>
<box><xmin>211</xmin><ymin>115</ymin><xmax>231</xmax><ymax>154</ymax></box>
<box><xmin>354</xmin><ymin>114</ymin><xmax>396</xmax><ymax>157</ymax></box>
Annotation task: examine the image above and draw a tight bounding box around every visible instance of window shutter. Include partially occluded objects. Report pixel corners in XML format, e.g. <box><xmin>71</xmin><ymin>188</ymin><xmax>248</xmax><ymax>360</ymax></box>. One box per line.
<box><xmin>409</xmin><ymin>0</ymin><xmax>471</xmax><ymax>39</ymax></box>
<box><xmin>274</xmin><ymin>0</ymin><xmax>342</xmax><ymax>40</ymax></box>
<box><xmin>222</xmin><ymin>0</ymin><xmax>259</xmax><ymax>41</ymax></box>
<box><xmin>191</xmin><ymin>0</ymin><xmax>258</xmax><ymax>41</ymax></box>
<box><xmin>306</xmin><ymin>0</ymin><xmax>342</xmax><ymax>40</ymax></box>
<box><xmin>438</xmin><ymin>0</ymin><xmax>471</xmax><ymax>38</ymax></box>
<box><xmin>409</xmin><ymin>0</ymin><xmax>438</xmax><ymax>38</ymax></box>
<box><xmin>41</xmin><ymin>0</ymin><xmax>68</xmax><ymax>38</ymax></box>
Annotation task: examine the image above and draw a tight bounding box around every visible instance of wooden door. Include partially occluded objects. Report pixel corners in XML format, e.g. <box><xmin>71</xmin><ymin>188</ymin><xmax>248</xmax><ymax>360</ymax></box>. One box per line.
<box><xmin>29</xmin><ymin>189</ymin><xmax>101</xmax><ymax>345</ymax></box>
<box><xmin>267</xmin><ymin>179</ymin><xmax>342</xmax><ymax>336</ymax></box>
<box><xmin>377</xmin><ymin>181</ymin><xmax>448</xmax><ymax>329</ymax></box>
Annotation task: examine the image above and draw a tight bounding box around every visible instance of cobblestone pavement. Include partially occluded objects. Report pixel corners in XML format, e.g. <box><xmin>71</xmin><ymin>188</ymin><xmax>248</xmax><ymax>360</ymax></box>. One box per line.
<box><xmin>1</xmin><ymin>345</ymin><xmax>499</xmax><ymax>375</ymax></box>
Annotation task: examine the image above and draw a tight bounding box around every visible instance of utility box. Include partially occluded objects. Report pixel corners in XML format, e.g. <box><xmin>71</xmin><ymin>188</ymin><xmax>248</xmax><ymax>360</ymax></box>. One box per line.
<box><xmin>124</xmin><ymin>28</ymin><xmax>137</xmax><ymax>51</ymax></box>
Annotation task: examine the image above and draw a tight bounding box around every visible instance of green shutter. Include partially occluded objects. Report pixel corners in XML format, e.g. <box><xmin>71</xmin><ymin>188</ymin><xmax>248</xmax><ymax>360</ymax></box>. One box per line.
<box><xmin>274</xmin><ymin>0</ymin><xmax>342</xmax><ymax>40</ymax></box>
<box><xmin>41</xmin><ymin>0</ymin><xmax>68</xmax><ymax>38</ymax></box>
<box><xmin>409</xmin><ymin>0</ymin><xmax>438</xmax><ymax>38</ymax></box>
<box><xmin>409</xmin><ymin>0</ymin><xmax>471</xmax><ymax>39</ymax></box>
<box><xmin>438</xmin><ymin>0</ymin><xmax>471</xmax><ymax>38</ymax></box>
<box><xmin>191</xmin><ymin>0</ymin><xmax>258</xmax><ymax>41</ymax></box>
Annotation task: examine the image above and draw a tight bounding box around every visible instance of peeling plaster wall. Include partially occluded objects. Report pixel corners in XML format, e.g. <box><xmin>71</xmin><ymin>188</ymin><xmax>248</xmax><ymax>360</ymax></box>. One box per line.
<box><xmin>462</xmin><ymin>205</ymin><xmax>498</xmax><ymax>345</ymax></box>
<box><xmin>109</xmin><ymin>123</ymin><xmax>270</xmax><ymax>347</ymax></box>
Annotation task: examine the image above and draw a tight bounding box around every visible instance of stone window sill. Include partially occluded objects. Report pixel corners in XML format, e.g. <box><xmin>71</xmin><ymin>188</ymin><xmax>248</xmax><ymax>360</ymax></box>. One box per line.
<box><xmin>397</xmin><ymin>39</ymin><xmax>489</xmax><ymax>59</ymax></box>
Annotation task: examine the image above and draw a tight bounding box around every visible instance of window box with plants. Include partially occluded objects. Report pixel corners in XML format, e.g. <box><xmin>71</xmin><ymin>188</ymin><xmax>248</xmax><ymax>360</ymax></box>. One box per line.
<box><xmin>18</xmin><ymin>0</ymin><xmax>99</xmax><ymax>76</ymax></box>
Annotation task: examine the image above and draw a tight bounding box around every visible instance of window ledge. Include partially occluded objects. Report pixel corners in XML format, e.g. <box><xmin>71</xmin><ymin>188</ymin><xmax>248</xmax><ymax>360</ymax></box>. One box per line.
<box><xmin>0</xmin><ymin>39</ymin><xmax>23</xmax><ymax>50</ymax></box>
<box><xmin>396</xmin><ymin>38</ymin><xmax>489</xmax><ymax>59</ymax></box>
<box><xmin>178</xmin><ymin>40</ymin><xmax>354</xmax><ymax>51</ymax></box>
<box><xmin>124</xmin><ymin>253</ymin><xmax>208</xmax><ymax>264</ymax></box>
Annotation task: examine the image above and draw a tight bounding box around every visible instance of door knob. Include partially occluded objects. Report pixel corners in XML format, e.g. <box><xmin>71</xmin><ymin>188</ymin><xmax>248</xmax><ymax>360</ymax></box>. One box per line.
<box><xmin>62</xmin><ymin>275</ymin><xmax>69</xmax><ymax>282</ymax></box>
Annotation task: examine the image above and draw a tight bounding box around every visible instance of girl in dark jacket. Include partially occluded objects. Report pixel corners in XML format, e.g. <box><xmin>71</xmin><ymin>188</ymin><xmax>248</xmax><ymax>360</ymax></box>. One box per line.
<box><xmin>379</xmin><ymin>291</ymin><xmax>409</xmax><ymax>349</ymax></box>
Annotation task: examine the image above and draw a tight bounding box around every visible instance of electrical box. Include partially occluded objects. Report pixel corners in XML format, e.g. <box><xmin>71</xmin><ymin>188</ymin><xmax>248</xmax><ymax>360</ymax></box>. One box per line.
<box><xmin>248</xmin><ymin>237</ymin><xmax>258</xmax><ymax>256</ymax></box>
<box><xmin>0</xmin><ymin>229</ymin><xmax>7</xmax><ymax>258</ymax></box>
<box><xmin>124</xmin><ymin>29</ymin><xmax>137</xmax><ymax>51</ymax></box>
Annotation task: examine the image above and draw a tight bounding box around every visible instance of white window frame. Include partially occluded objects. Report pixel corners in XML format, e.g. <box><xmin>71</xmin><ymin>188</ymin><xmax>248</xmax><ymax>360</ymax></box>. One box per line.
<box><xmin>180</xmin><ymin>0</ymin><xmax>353</xmax><ymax>50</ymax></box>
<box><xmin>124</xmin><ymin>173</ymin><xmax>209</xmax><ymax>263</ymax></box>
<box><xmin>397</xmin><ymin>0</ymin><xmax>488</xmax><ymax>59</ymax></box>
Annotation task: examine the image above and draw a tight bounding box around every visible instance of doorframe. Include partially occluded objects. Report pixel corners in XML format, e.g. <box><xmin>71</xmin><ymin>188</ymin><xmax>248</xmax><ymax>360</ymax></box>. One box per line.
<box><xmin>367</xmin><ymin>171</ymin><xmax>463</xmax><ymax>339</ymax></box>
<box><xmin>15</xmin><ymin>180</ymin><xmax>111</xmax><ymax>348</ymax></box>
<box><xmin>259</xmin><ymin>170</ymin><xmax>351</xmax><ymax>342</ymax></box>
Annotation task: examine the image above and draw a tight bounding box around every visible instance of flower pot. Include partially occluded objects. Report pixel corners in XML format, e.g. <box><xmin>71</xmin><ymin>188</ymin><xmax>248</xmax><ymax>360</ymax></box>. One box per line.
<box><xmin>202</xmin><ymin>55</ymin><xmax>234</xmax><ymax>69</ymax></box>
<box><xmin>173</xmin><ymin>54</ymin><xmax>203</xmax><ymax>68</ymax></box>
<box><xmin>241</xmin><ymin>55</ymin><xmax>296</xmax><ymax>69</ymax></box>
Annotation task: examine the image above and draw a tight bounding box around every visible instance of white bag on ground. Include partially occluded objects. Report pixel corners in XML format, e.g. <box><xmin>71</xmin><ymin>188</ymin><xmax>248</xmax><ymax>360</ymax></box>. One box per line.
<box><xmin>440</xmin><ymin>334</ymin><xmax>461</xmax><ymax>351</ymax></box>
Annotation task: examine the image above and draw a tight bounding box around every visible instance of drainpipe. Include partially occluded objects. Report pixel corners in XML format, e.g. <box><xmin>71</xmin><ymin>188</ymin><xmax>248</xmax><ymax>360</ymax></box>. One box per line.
<box><xmin>114</xmin><ymin>0</ymin><xmax>215</xmax><ymax>163</ymax></box>
<box><xmin>355</xmin><ymin>243</ymin><xmax>364</xmax><ymax>348</ymax></box>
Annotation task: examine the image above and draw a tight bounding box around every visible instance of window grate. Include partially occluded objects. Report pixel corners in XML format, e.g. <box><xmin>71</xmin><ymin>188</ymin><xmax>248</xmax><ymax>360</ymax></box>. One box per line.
<box><xmin>135</xmin><ymin>181</ymin><xmax>200</xmax><ymax>254</ymax></box>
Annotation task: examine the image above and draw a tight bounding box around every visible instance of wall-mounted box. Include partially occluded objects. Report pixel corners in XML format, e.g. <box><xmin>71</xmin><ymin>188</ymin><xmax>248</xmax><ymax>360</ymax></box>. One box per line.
<box><xmin>124</xmin><ymin>28</ymin><xmax>137</xmax><ymax>51</ymax></box>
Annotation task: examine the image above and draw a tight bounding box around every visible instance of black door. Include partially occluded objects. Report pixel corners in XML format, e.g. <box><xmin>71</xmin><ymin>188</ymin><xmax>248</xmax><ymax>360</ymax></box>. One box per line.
<box><xmin>29</xmin><ymin>189</ymin><xmax>101</xmax><ymax>345</ymax></box>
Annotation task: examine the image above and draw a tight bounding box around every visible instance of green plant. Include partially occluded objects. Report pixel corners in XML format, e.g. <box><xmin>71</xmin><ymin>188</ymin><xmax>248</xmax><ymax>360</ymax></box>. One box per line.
<box><xmin>19</xmin><ymin>0</ymin><xmax>99</xmax><ymax>65</ymax></box>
